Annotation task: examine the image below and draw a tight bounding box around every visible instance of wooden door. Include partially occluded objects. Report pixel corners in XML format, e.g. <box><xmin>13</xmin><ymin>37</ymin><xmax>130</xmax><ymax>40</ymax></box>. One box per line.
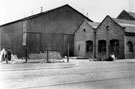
<box><xmin>27</xmin><ymin>33</ymin><xmax>40</xmax><ymax>53</ymax></box>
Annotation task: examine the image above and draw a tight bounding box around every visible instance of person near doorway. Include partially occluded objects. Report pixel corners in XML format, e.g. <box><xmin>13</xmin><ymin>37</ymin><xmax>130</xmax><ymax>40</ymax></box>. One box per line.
<box><xmin>7</xmin><ymin>48</ymin><xmax>12</xmax><ymax>61</ymax></box>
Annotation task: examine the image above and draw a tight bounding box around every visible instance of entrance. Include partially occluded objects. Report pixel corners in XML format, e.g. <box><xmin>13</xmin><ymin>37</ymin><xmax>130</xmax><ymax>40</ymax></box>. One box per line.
<box><xmin>110</xmin><ymin>39</ymin><xmax>119</xmax><ymax>57</ymax></box>
<box><xmin>27</xmin><ymin>32</ymin><xmax>41</xmax><ymax>53</ymax></box>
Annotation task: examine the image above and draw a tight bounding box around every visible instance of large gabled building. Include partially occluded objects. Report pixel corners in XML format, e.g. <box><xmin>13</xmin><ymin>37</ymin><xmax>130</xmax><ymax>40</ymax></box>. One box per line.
<box><xmin>0</xmin><ymin>4</ymin><xmax>93</xmax><ymax>58</ymax></box>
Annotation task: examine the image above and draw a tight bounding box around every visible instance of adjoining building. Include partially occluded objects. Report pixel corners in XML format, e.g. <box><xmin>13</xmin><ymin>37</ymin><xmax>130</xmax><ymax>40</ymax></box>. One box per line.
<box><xmin>0</xmin><ymin>4</ymin><xmax>93</xmax><ymax>58</ymax></box>
<box><xmin>96</xmin><ymin>15</ymin><xmax>135</xmax><ymax>59</ymax></box>
<box><xmin>74</xmin><ymin>20</ymin><xmax>99</xmax><ymax>58</ymax></box>
<box><xmin>117</xmin><ymin>10</ymin><xmax>135</xmax><ymax>20</ymax></box>
<box><xmin>73</xmin><ymin>10</ymin><xmax>135</xmax><ymax>59</ymax></box>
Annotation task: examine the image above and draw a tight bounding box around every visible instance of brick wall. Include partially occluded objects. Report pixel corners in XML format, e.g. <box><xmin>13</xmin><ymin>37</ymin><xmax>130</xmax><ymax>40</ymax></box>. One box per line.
<box><xmin>74</xmin><ymin>20</ymin><xmax>94</xmax><ymax>58</ymax></box>
<box><xmin>124</xmin><ymin>36</ymin><xmax>135</xmax><ymax>58</ymax></box>
<box><xmin>96</xmin><ymin>16</ymin><xmax>125</xmax><ymax>59</ymax></box>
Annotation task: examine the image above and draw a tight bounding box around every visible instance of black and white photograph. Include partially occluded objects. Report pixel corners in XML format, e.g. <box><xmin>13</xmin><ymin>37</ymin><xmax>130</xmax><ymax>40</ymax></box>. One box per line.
<box><xmin>0</xmin><ymin>0</ymin><xmax>135</xmax><ymax>89</ymax></box>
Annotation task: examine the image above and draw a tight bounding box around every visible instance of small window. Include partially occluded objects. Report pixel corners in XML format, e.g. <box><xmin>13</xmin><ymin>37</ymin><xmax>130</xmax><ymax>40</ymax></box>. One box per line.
<box><xmin>83</xmin><ymin>28</ymin><xmax>86</xmax><ymax>32</ymax></box>
<box><xmin>106</xmin><ymin>26</ymin><xmax>109</xmax><ymax>30</ymax></box>
<box><xmin>86</xmin><ymin>40</ymin><xmax>93</xmax><ymax>52</ymax></box>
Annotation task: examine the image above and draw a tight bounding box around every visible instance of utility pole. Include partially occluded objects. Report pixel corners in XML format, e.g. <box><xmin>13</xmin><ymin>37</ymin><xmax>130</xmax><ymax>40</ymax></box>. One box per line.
<box><xmin>46</xmin><ymin>46</ymin><xmax>49</xmax><ymax>63</ymax></box>
<box><xmin>40</xmin><ymin>6</ymin><xmax>43</xmax><ymax>13</ymax></box>
<box><xmin>67</xmin><ymin>44</ymin><xmax>69</xmax><ymax>62</ymax></box>
<box><xmin>93</xmin><ymin>29</ymin><xmax>96</xmax><ymax>58</ymax></box>
<box><xmin>22</xmin><ymin>20</ymin><xmax>28</xmax><ymax>63</ymax></box>
<box><xmin>25</xmin><ymin>46</ymin><xmax>28</xmax><ymax>62</ymax></box>
<box><xmin>106</xmin><ymin>26</ymin><xmax>110</xmax><ymax>58</ymax></box>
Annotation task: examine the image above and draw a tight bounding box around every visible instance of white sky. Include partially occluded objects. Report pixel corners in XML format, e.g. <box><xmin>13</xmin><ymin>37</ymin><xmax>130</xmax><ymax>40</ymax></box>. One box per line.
<box><xmin>0</xmin><ymin>0</ymin><xmax>135</xmax><ymax>25</ymax></box>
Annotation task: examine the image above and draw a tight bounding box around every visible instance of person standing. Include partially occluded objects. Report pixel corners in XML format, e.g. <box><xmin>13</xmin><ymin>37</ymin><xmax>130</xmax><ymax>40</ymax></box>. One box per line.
<box><xmin>7</xmin><ymin>48</ymin><xmax>12</xmax><ymax>61</ymax></box>
<box><xmin>0</xmin><ymin>48</ymin><xmax>6</xmax><ymax>62</ymax></box>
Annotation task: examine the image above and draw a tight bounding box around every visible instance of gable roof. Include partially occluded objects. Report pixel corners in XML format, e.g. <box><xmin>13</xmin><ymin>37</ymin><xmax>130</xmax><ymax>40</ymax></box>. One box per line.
<box><xmin>0</xmin><ymin>4</ymin><xmax>93</xmax><ymax>27</ymax></box>
<box><xmin>96</xmin><ymin>15</ymin><xmax>124</xmax><ymax>31</ymax></box>
<box><xmin>128</xmin><ymin>11</ymin><xmax>135</xmax><ymax>19</ymax></box>
<box><xmin>97</xmin><ymin>15</ymin><xmax>135</xmax><ymax>35</ymax></box>
<box><xmin>117</xmin><ymin>10</ymin><xmax>135</xmax><ymax>20</ymax></box>
<box><xmin>73</xmin><ymin>19</ymin><xmax>99</xmax><ymax>35</ymax></box>
<box><xmin>73</xmin><ymin>20</ymin><xmax>85</xmax><ymax>35</ymax></box>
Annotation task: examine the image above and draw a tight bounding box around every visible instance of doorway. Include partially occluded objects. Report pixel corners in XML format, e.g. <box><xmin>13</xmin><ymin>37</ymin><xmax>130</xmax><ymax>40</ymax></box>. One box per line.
<box><xmin>110</xmin><ymin>39</ymin><xmax>119</xmax><ymax>57</ymax></box>
<box><xmin>26</xmin><ymin>32</ymin><xmax>41</xmax><ymax>53</ymax></box>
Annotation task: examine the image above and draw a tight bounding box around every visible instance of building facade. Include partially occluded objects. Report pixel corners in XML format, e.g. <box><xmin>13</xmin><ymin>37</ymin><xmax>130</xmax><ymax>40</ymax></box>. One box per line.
<box><xmin>74</xmin><ymin>10</ymin><xmax>135</xmax><ymax>59</ymax></box>
<box><xmin>96</xmin><ymin>16</ymin><xmax>125</xmax><ymax>59</ymax></box>
<box><xmin>96</xmin><ymin>15</ymin><xmax>135</xmax><ymax>59</ymax></box>
<box><xmin>74</xmin><ymin>20</ymin><xmax>99</xmax><ymax>58</ymax></box>
<box><xmin>0</xmin><ymin>4</ymin><xmax>92</xmax><ymax>58</ymax></box>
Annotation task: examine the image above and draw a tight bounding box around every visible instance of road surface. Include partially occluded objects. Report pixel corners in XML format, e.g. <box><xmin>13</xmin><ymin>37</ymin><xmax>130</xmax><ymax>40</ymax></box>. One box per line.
<box><xmin>0</xmin><ymin>59</ymin><xmax>135</xmax><ymax>89</ymax></box>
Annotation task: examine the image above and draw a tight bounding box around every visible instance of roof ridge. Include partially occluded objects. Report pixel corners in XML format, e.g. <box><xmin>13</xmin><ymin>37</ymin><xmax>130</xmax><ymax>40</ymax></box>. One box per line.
<box><xmin>0</xmin><ymin>4</ymin><xmax>92</xmax><ymax>27</ymax></box>
<box><xmin>117</xmin><ymin>10</ymin><xmax>135</xmax><ymax>20</ymax></box>
<box><xmin>124</xmin><ymin>10</ymin><xmax>135</xmax><ymax>19</ymax></box>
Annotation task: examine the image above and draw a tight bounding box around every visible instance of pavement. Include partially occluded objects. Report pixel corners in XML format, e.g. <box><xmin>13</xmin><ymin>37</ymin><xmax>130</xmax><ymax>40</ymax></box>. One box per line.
<box><xmin>116</xmin><ymin>59</ymin><xmax>135</xmax><ymax>63</ymax></box>
<box><xmin>0</xmin><ymin>59</ymin><xmax>79</xmax><ymax>71</ymax></box>
<box><xmin>1</xmin><ymin>58</ymin><xmax>135</xmax><ymax>89</ymax></box>
<box><xmin>0</xmin><ymin>58</ymin><xmax>135</xmax><ymax>71</ymax></box>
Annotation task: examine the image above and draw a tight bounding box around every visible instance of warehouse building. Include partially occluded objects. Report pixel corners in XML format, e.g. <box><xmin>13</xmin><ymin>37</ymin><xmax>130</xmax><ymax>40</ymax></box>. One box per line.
<box><xmin>0</xmin><ymin>4</ymin><xmax>92</xmax><ymax>58</ymax></box>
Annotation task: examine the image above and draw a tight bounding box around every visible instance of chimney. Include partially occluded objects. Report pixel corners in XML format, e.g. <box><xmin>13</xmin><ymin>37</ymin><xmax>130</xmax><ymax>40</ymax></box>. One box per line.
<box><xmin>40</xmin><ymin>6</ymin><xmax>43</xmax><ymax>13</ymax></box>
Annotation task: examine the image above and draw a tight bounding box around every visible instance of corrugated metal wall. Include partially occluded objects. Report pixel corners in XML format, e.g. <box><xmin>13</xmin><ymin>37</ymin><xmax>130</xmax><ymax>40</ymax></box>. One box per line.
<box><xmin>1</xmin><ymin>21</ymin><xmax>24</xmax><ymax>58</ymax></box>
<box><xmin>0</xmin><ymin>5</ymin><xmax>86</xmax><ymax>58</ymax></box>
<box><xmin>26</xmin><ymin>33</ymin><xmax>74</xmax><ymax>57</ymax></box>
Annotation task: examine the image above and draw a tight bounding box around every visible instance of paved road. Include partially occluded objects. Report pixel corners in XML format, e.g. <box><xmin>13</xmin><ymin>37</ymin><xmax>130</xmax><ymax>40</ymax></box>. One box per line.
<box><xmin>30</xmin><ymin>76</ymin><xmax>135</xmax><ymax>89</ymax></box>
<box><xmin>1</xmin><ymin>59</ymin><xmax>135</xmax><ymax>89</ymax></box>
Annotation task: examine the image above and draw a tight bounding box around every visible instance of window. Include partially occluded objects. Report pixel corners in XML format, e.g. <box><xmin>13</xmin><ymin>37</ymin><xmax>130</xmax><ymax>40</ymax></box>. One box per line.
<box><xmin>127</xmin><ymin>41</ymin><xmax>133</xmax><ymax>52</ymax></box>
<box><xmin>98</xmin><ymin>40</ymin><xmax>106</xmax><ymax>53</ymax></box>
<box><xmin>86</xmin><ymin>40</ymin><xmax>93</xmax><ymax>52</ymax></box>
<box><xmin>83</xmin><ymin>28</ymin><xmax>86</xmax><ymax>32</ymax></box>
<box><xmin>106</xmin><ymin>25</ymin><xmax>110</xmax><ymax>30</ymax></box>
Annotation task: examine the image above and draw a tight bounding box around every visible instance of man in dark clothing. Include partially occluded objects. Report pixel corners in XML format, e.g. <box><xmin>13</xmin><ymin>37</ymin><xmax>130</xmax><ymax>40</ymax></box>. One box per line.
<box><xmin>7</xmin><ymin>49</ymin><xmax>12</xmax><ymax>61</ymax></box>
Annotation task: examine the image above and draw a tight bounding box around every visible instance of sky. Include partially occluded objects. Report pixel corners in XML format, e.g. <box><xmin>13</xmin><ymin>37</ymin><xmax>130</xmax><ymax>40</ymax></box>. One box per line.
<box><xmin>0</xmin><ymin>0</ymin><xmax>135</xmax><ymax>25</ymax></box>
